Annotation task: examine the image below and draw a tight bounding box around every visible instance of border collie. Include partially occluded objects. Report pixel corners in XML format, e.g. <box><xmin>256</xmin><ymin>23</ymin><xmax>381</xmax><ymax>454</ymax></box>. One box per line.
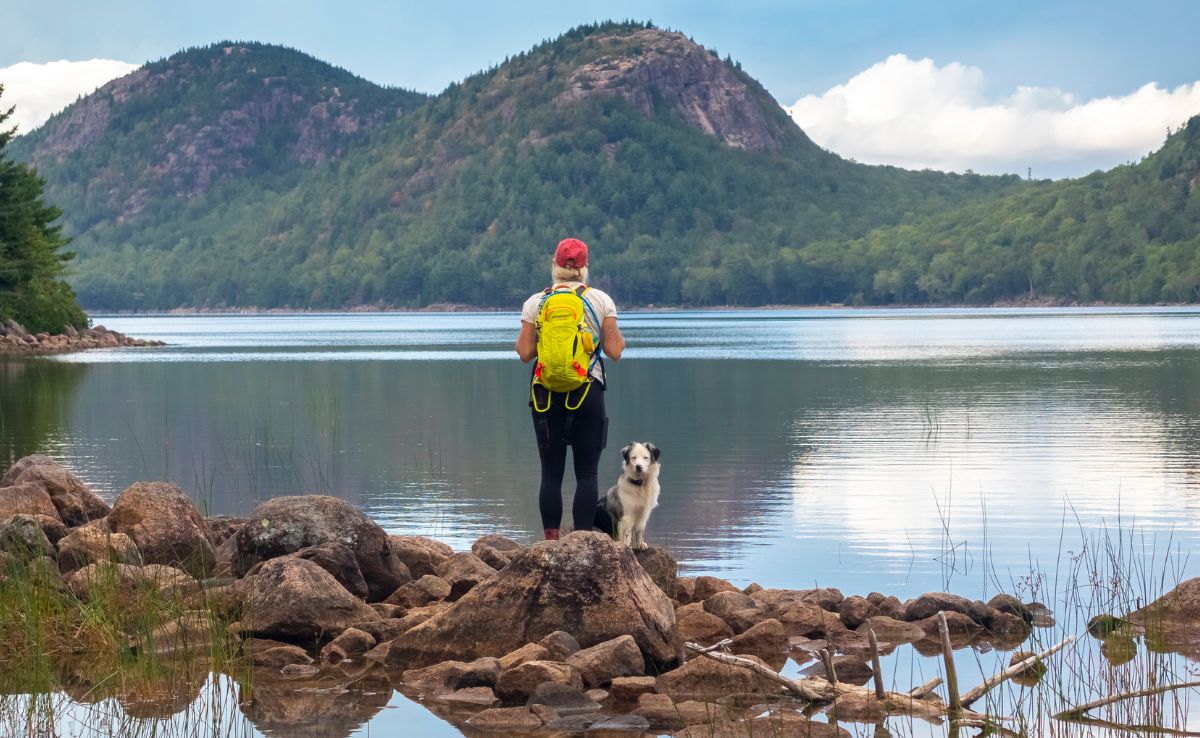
<box><xmin>594</xmin><ymin>442</ymin><xmax>661</xmax><ymax>549</ymax></box>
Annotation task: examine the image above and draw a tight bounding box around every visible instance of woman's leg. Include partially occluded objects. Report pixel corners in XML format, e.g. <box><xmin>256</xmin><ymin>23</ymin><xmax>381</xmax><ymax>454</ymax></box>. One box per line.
<box><xmin>569</xmin><ymin>387</ymin><xmax>607</xmax><ymax>531</ymax></box>
<box><xmin>534</xmin><ymin>403</ymin><xmax>568</xmax><ymax>533</ymax></box>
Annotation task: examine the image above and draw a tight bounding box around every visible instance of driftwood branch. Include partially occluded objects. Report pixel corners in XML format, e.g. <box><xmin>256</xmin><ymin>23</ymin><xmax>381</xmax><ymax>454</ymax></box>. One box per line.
<box><xmin>937</xmin><ymin>611</ymin><xmax>962</xmax><ymax>712</ymax></box>
<box><xmin>960</xmin><ymin>636</ymin><xmax>1074</xmax><ymax>707</ymax></box>
<box><xmin>1054</xmin><ymin>680</ymin><xmax>1200</xmax><ymax>720</ymax></box>
<box><xmin>692</xmin><ymin>638</ymin><xmax>733</xmax><ymax>654</ymax></box>
<box><xmin>909</xmin><ymin>677</ymin><xmax>943</xmax><ymax>699</ymax></box>
<box><xmin>685</xmin><ymin>642</ymin><xmax>834</xmax><ymax>702</ymax></box>
<box><xmin>867</xmin><ymin>624</ymin><xmax>885</xmax><ymax>700</ymax></box>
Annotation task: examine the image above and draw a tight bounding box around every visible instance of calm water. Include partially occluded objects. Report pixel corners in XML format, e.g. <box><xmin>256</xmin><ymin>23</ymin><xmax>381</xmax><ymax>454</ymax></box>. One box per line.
<box><xmin>4</xmin><ymin>307</ymin><xmax>1200</xmax><ymax>735</ymax></box>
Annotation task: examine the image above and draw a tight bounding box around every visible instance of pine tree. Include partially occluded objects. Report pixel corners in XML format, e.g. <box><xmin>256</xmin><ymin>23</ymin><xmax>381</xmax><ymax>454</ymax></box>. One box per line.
<box><xmin>0</xmin><ymin>85</ymin><xmax>86</xmax><ymax>332</ymax></box>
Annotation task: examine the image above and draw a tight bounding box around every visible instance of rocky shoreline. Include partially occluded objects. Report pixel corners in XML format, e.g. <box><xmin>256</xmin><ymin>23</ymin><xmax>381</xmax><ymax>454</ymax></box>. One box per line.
<box><xmin>1</xmin><ymin>455</ymin><xmax>1197</xmax><ymax>736</ymax></box>
<box><xmin>0</xmin><ymin>320</ymin><xmax>163</xmax><ymax>355</ymax></box>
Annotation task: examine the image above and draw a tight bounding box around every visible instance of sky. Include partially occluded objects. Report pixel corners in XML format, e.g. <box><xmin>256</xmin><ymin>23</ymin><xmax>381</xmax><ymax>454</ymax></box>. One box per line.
<box><xmin>2</xmin><ymin>0</ymin><xmax>1199</xmax><ymax>178</ymax></box>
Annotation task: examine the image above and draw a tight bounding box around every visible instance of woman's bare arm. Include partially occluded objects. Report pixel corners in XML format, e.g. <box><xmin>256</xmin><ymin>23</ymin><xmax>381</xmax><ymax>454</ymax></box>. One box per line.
<box><xmin>602</xmin><ymin>316</ymin><xmax>625</xmax><ymax>361</ymax></box>
<box><xmin>516</xmin><ymin>322</ymin><xmax>537</xmax><ymax>362</ymax></box>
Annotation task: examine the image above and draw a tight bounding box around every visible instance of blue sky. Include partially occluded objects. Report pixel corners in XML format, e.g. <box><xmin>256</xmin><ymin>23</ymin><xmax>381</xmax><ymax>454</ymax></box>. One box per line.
<box><xmin>3</xmin><ymin>0</ymin><xmax>1200</xmax><ymax>177</ymax></box>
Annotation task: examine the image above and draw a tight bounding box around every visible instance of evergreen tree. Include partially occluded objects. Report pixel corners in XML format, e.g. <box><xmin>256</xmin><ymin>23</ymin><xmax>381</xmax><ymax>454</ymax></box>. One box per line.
<box><xmin>0</xmin><ymin>85</ymin><xmax>86</xmax><ymax>332</ymax></box>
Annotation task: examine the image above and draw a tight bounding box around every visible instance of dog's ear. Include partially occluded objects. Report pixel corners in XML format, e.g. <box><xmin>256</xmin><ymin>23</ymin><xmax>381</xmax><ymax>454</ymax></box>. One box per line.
<box><xmin>620</xmin><ymin>445</ymin><xmax>632</xmax><ymax>463</ymax></box>
<box><xmin>647</xmin><ymin>443</ymin><xmax>661</xmax><ymax>463</ymax></box>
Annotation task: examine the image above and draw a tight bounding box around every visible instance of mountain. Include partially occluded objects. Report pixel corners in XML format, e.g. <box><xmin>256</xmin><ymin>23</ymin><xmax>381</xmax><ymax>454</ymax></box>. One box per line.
<box><xmin>12</xmin><ymin>23</ymin><xmax>1039</xmax><ymax>309</ymax></box>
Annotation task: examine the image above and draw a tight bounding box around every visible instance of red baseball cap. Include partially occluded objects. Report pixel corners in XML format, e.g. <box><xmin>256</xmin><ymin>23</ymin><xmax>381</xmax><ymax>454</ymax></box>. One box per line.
<box><xmin>555</xmin><ymin>238</ymin><xmax>588</xmax><ymax>268</ymax></box>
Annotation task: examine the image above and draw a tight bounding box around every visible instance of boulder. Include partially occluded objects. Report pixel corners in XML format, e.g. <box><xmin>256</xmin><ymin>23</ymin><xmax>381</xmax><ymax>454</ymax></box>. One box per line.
<box><xmin>236</xmin><ymin>557</ymin><xmax>379</xmax><ymax>644</ymax></box>
<box><xmin>750</xmin><ymin>587</ymin><xmax>844</xmax><ymax>617</ymax></box>
<box><xmin>633</xmin><ymin>692</ymin><xmax>686</xmax><ymax>731</ymax></box>
<box><xmin>395</xmin><ymin>602</ymin><xmax>451</xmax><ymax>632</ymax></box>
<box><xmin>693</xmin><ymin>576</ymin><xmax>738</xmax><ymax>601</ymax></box>
<box><xmin>1</xmin><ymin>455</ymin><xmax>110</xmax><ymax>526</ymax></box>
<box><xmin>466</xmin><ymin>706</ymin><xmax>543</xmax><ymax>732</ymax></box>
<box><xmin>703</xmin><ymin>590</ymin><xmax>758</xmax><ymax>621</ymax></box>
<box><xmin>203</xmin><ymin>516</ymin><xmax>245</xmax><ymax>546</ymax></box>
<box><xmin>401</xmin><ymin>657</ymin><xmax>501</xmax><ymax>693</ymax></box>
<box><xmin>657</xmin><ymin>653</ymin><xmax>777</xmax><ymax>701</ymax></box>
<box><xmin>470</xmin><ymin>534</ymin><xmax>525</xmax><ymax>570</ymax></box>
<box><xmin>385</xmin><ymin>532</ymin><xmax>678</xmax><ymax>670</ymax></box>
<box><xmin>0</xmin><ymin>514</ymin><xmax>56</xmax><ymax>559</ymax></box>
<box><xmin>988</xmin><ymin>593</ymin><xmax>1032</xmax><ymax>623</ymax></box>
<box><xmin>904</xmin><ymin>592</ymin><xmax>974</xmax><ymax>622</ymax></box>
<box><xmin>729</xmin><ymin>618</ymin><xmax>787</xmax><ymax>664</ymax></box>
<box><xmin>0</xmin><ymin>482</ymin><xmax>61</xmax><ymax>521</ymax></box>
<box><xmin>857</xmin><ymin>616</ymin><xmax>925</xmax><ymax>644</ymax></box>
<box><xmin>435</xmin><ymin>552</ymin><xmax>496</xmax><ymax>600</ymax></box>
<box><xmin>777</xmin><ymin>602</ymin><xmax>837</xmax><ymax>637</ymax></box>
<box><xmin>526</xmin><ymin>681</ymin><xmax>604</xmax><ymax>715</ymax></box>
<box><xmin>388</xmin><ymin>535</ymin><xmax>453</xmax><ymax>578</ymax></box>
<box><xmin>537</xmin><ymin>630</ymin><xmax>581</xmax><ymax>661</ymax></box>
<box><xmin>676</xmin><ymin>605</ymin><xmax>734</xmax><ymax>645</ymax></box>
<box><xmin>233</xmin><ymin>495</ymin><xmax>410</xmax><ymax>601</ymax></box>
<box><xmin>320</xmin><ymin>627</ymin><xmax>376</xmax><ymax>664</ymax></box>
<box><xmin>800</xmin><ymin>655</ymin><xmax>873</xmax><ymax>685</ymax></box>
<box><xmin>26</xmin><ymin>514</ymin><xmax>68</xmax><ymax>545</ymax></box>
<box><xmin>913</xmin><ymin>611</ymin><xmax>981</xmax><ymax>639</ymax></box>
<box><xmin>106</xmin><ymin>482</ymin><xmax>216</xmax><ymax>578</ymax></box>
<box><xmin>675</xmin><ymin>576</ymin><xmax>696</xmax><ymax>604</ymax></box>
<box><xmin>838</xmin><ymin>595</ymin><xmax>878</xmax><ymax>629</ymax></box>
<box><xmin>495</xmin><ymin>660</ymin><xmax>583</xmax><ymax>703</ymax></box>
<box><xmin>610</xmin><ymin>675</ymin><xmax>657</xmax><ymax>701</ymax></box>
<box><xmin>345</xmin><ymin>618</ymin><xmax>410</xmax><ymax>644</ymax></box>
<box><xmin>67</xmin><ymin>562</ymin><xmax>196</xmax><ymax>601</ymax></box>
<box><xmin>385</xmin><ymin>574</ymin><xmax>451</xmax><ymax>608</ymax></box>
<box><xmin>253</xmin><ymin>645</ymin><xmax>315</xmax><ymax>670</ymax></box>
<box><xmin>290</xmin><ymin>543</ymin><xmax>369</xmax><ymax>600</ymax></box>
<box><xmin>57</xmin><ymin>527</ymin><xmax>142</xmax><ymax>573</ymax></box>
<box><xmin>634</xmin><ymin>547</ymin><xmax>678</xmax><ymax>598</ymax></box>
<box><xmin>498</xmin><ymin>643</ymin><xmax>550</xmax><ymax>671</ymax></box>
<box><xmin>566</xmin><ymin>635</ymin><xmax>645</xmax><ymax>688</ymax></box>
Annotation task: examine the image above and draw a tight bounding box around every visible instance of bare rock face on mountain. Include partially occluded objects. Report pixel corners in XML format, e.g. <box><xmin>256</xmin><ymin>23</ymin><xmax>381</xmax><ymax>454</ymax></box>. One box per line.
<box><xmin>385</xmin><ymin>532</ymin><xmax>679</xmax><ymax>670</ymax></box>
<box><xmin>232</xmin><ymin>495</ymin><xmax>410</xmax><ymax>601</ymax></box>
<box><xmin>2</xmin><ymin>455</ymin><xmax>110</xmax><ymax>527</ymax></box>
<box><xmin>559</xmin><ymin>29</ymin><xmax>787</xmax><ymax>152</ymax></box>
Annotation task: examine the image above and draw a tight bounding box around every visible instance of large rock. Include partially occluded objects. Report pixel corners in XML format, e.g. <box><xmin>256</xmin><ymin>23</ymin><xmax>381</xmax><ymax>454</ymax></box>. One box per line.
<box><xmin>107</xmin><ymin>482</ymin><xmax>216</xmax><ymax>578</ymax></box>
<box><xmin>289</xmin><ymin>543</ymin><xmax>369</xmax><ymax>600</ymax></box>
<box><xmin>385</xmin><ymin>574</ymin><xmax>451</xmax><ymax>608</ymax></box>
<box><xmin>57</xmin><ymin>526</ymin><xmax>142</xmax><ymax>573</ymax></box>
<box><xmin>401</xmin><ymin>657</ymin><xmax>501</xmax><ymax>693</ymax></box>
<box><xmin>67</xmin><ymin>562</ymin><xmax>196</xmax><ymax>601</ymax></box>
<box><xmin>494</xmin><ymin>660</ymin><xmax>583</xmax><ymax>703</ymax></box>
<box><xmin>1</xmin><ymin>455</ymin><xmax>110</xmax><ymax>526</ymax></box>
<box><xmin>703</xmin><ymin>591</ymin><xmax>757</xmax><ymax>621</ymax></box>
<box><xmin>0</xmin><ymin>482</ymin><xmax>60</xmax><ymax>521</ymax></box>
<box><xmin>904</xmin><ymin>592</ymin><xmax>974</xmax><ymax>621</ymax></box>
<box><xmin>676</xmin><ymin>604</ymin><xmax>734</xmax><ymax>645</ymax></box>
<box><xmin>657</xmin><ymin>653</ymin><xmax>777</xmax><ymax>701</ymax></box>
<box><xmin>1127</xmin><ymin>578</ymin><xmax>1200</xmax><ymax>656</ymax></box>
<box><xmin>385</xmin><ymin>532</ymin><xmax>679</xmax><ymax>670</ymax></box>
<box><xmin>0</xmin><ymin>514</ymin><xmax>56</xmax><ymax>559</ymax></box>
<box><xmin>234</xmin><ymin>496</ymin><xmax>409</xmax><ymax>601</ymax></box>
<box><xmin>388</xmin><ymin>535</ymin><xmax>452</xmax><ymax>578</ymax></box>
<box><xmin>566</xmin><ymin>635</ymin><xmax>645</xmax><ymax>688</ymax></box>
<box><xmin>634</xmin><ymin>547</ymin><xmax>678</xmax><ymax>598</ymax></box>
<box><xmin>236</xmin><ymin>557</ymin><xmax>379</xmax><ymax>644</ymax></box>
<box><xmin>435</xmin><ymin>552</ymin><xmax>496</xmax><ymax>600</ymax></box>
<box><xmin>470</xmin><ymin>534</ymin><xmax>525</xmax><ymax>570</ymax></box>
<box><xmin>729</xmin><ymin>618</ymin><xmax>787</xmax><ymax>664</ymax></box>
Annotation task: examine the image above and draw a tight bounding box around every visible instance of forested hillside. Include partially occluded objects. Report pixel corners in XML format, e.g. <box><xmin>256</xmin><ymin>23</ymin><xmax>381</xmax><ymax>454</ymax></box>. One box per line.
<box><xmin>9</xmin><ymin>21</ymin><xmax>1197</xmax><ymax>309</ymax></box>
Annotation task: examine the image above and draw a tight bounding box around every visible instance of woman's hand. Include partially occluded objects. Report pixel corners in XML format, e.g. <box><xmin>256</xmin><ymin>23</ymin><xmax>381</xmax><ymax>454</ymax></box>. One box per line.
<box><xmin>516</xmin><ymin>322</ymin><xmax>537</xmax><ymax>362</ymax></box>
<box><xmin>602</xmin><ymin>316</ymin><xmax>625</xmax><ymax>360</ymax></box>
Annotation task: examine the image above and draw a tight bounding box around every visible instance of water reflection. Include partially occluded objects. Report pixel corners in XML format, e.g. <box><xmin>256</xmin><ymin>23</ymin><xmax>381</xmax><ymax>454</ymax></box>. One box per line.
<box><xmin>0</xmin><ymin>358</ymin><xmax>87</xmax><ymax>467</ymax></box>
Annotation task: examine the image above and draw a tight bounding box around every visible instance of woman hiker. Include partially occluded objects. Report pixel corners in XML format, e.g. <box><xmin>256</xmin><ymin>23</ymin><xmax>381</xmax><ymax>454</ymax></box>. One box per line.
<box><xmin>516</xmin><ymin>237</ymin><xmax>625</xmax><ymax>540</ymax></box>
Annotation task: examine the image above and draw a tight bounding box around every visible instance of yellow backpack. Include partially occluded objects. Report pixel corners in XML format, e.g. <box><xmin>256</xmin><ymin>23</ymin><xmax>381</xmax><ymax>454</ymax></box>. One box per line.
<box><xmin>531</xmin><ymin>285</ymin><xmax>599</xmax><ymax>411</ymax></box>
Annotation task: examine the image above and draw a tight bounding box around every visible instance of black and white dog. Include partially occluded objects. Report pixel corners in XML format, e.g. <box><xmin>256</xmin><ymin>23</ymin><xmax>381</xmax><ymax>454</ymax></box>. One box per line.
<box><xmin>594</xmin><ymin>442</ymin><xmax>661</xmax><ymax>550</ymax></box>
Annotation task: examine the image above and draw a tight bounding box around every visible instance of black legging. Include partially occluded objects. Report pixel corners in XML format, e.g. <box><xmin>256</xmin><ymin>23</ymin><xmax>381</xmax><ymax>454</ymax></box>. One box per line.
<box><xmin>532</xmin><ymin>383</ymin><xmax>607</xmax><ymax>531</ymax></box>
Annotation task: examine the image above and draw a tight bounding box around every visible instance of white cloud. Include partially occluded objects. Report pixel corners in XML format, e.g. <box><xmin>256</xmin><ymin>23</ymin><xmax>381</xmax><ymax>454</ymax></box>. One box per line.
<box><xmin>786</xmin><ymin>54</ymin><xmax>1200</xmax><ymax>179</ymax></box>
<box><xmin>0</xmin><ymin>59</ymin><xmax>139</xmax><ymax>135</ymax></box>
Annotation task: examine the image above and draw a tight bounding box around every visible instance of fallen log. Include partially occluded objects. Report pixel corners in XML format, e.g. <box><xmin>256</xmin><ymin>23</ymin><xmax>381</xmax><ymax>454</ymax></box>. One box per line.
<box><xmin>1054</xmin><ymin>679</ymin><xmax>1200</xmax><ymax>720</ymax></box>
<box><xmin>961</xmin><ymin>636</ymin><xmax>1074</xmax><ymax>707</ymax></box>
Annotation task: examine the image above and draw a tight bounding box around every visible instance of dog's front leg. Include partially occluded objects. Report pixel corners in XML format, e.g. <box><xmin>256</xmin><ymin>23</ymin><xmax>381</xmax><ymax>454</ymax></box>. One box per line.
<box><xmin>631</xmin><ymin>523</ymin><xmax>647</xmax><ymax>550</ymax></box>
<box><xmin>619</xmin><ymin>516</ymin><xmax>635</xmax><ymax>547</ymax></box>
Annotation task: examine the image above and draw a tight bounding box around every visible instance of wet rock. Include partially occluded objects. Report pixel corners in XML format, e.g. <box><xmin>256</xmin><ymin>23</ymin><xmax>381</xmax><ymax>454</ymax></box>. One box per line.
<box><xmin>107</xmin><ymin>482</ymin><xmax>217</xmax><ymax>578</ymax></box>
<box><xmin>320</xmin><ymin>627</ymin><xmax>376</xmax><ymax>664</ymax></box>
<box><xmin>750</xmin><ymin>587</ymin><xmax>844</xmax><ymax>616</ymax></box>
<box><xmin>704</xmin><ymin>590</ymin><xmax>757</xmax><ymax>621</ymax></box>
<box><xmin>693</xmin><ymin>575</ymin><xmax>738</xmax><ymax>601</ymax></box>
<box><xmin>250</xmin><ymin>643</ymin><xmax>314</xmax><ymax>670</ymax></box>
<box><xmin>466</xmin><ymin>706</ymin><xmax>543</xmax><ymax>731</ymax></box>
<box><xmin>730</xmin><ymin>618</ymin><xmax>787</xmax><ymax>665</ymax></box>
<box><xmin>676</xmin><ymin>604</ymin><xmax>734</xmax><ymax>645</ymax></box>
<box><xmin>633</xmin><ymin>692</ymin><xmax>686</xmax><ymax>731</ymax></box>
<box><xmin>526</xmin><ymin>681</ymin><xmax>603</xmax><ymax>715</ymax></box>
<box><xmin>968</xmin><ymin>599</ymin><xmax>994</xmax><ymax>625</ymax></box>
<box><xmin>610</xmin><ymin>675</ymin><xmax>658</xmax><ymax>701</ymax></box>
<box><xmin>593</xmin><ymin>714</ymin><xmax>652</xmax><ymax>731</ymax></box>
<box><xmin>1101</xmin><ymin>635</ymin><xmax>1138</xmax><ymax>666</ymax></box>
<box><xmin>470</xmin><ymin>534</ymin><xmax>525</xmax><ymax>570</ymax></box>
<box><xmin>0</xmin><ymin>514</ymin><xmax>56</xmax><ymax>559</ymax></box>
<box><xmin>236</xmin><ymin>556</ymin><xmax>379</xmax><ymax>644</ymax></box>
<box><xmin>435</xmin><ymin>552</ymin><xmax>496</xmax><ymax>600</ymax></box>
<box><xmin>233</xmin><ymin>495</ymin><xmax>410</xmax><ymax>601</ymax></box>
<box><xmin>724</xmin><ymin>607</ymin><xmax>766</xmax><ymax>634</ymax></box>
<box><xmin>801</xmin><ymin>655</ymin><xmax>873</xmax><ymax>686</ymax></box>
<box><xmin>657</xmin><ymin>653</ymin><xmax>777</xmax><ymax>701</ymax></box>
<box><xmin>498</xmin><ymin>642</ymin><xmax>550</xmax><ymax>671</ymax></box>
<box><xmin>856</xmin><ymin>616</ymin><xmax>924</xmax><ymax>644</ymax></box>
<box><xmin>838</xmin><ymin>595</ymin><xmax>878</xmax><ymax>629</ymax></box>
<box><xmin>913</xmin><ymin>610</ymin><xmax>981</xmax><ymax>638</ymax></box>
<box><xmin>635</xmin><ymin>546</ymin><xmax>679</xmax><ymax>598</ymax></box>
<box><xmin>66</xmin><ymin>562</ymin><xmax>197</xmax><ymax>601</ymax></box>
<box><xmin>0</xmin><ymin>482</ymin><xmax>61</xmax><ymax>521</ymax></box>
<box><xmin>437</xmin><ymin>686</ymin><xmax>498</xmax><ymax>706</ymax></box>
<box><xmin>675</xmin><ymin>576</ymin><xmax>696</xmax><ymax>604</ymax></box>
<box><xmin>537</xmin><ymin>630</ymin><xmax>581</xmax><ymax>660</ymax></box>
<box><xmin>984</xmin><ymin>610</ymin><xmax>1033</xmax><ymax>644</ymax></box>
<box><xmin>495</xmin><ymin>660</ymin><xmax>583</xmax><ymax>702</ymax></box>
<box><xmin>388</xmin><ymin>534</ymin><xmax>453</xmax><ymax>578</ymax></box>
<box><xmin>56</xmin><ymin>526</ymin><xmax>142</xmax><ymax>573</ymax></box>
<box><xmin>1</xmin><ymin>455</ymin><xmax>110</xmax><ymax>526</ymax></box>
<box><xmin>1127</xmin><ymin>579</ymin><xmax>1200</xmax><ymax>647</ymax></box>
<box><xmin>290</xmin><ymin>543</ymin><xmax>369</xmax><ymax>600</ymax></box>
<box><xmin>401</xmin><ymin>657</ymin><xmax>501</xmax><ymax>693</ymax></box>
<box><xmin>676</xmin><ymin>700</ymin><xmax>731</xmax><ymax>725</ymax></box>
<box><xmin>385</xmin><ymin>532</ymin><xmax>678</xmax><ymax>670</ymax></box>
<box><xmin>777</xmin><ymin>602</ymin><xmax>838</xmax><ymax>637</ymax></box>
<box><xmin>566</xmin><ymin>634</ymin><xmax>644</xmax><ymax>688</ymax></box>
<box><xmin>1007</xmin><ymin>649</ymin><xmax>1049</xmax><ymax>686</ymax></box>
<box><xmin>1026</xmin><ymin>601</ymin><xmax>1055</xmax><ymax>627</ymax></box>
<box><xmin>988</xmin><ymin>593</ymin><xmax>1032</xmax><ymax>623</ymax></box>
<box><xmin>279</xmin><ymin>663</ymin><xmax>320</xmax><ymax>680</ymax></box>
<box><xmin>826</xmin><ymin>690</ymin><xmax>889</xmax><ymax>722</ymax></box>
<box><xmin>384</xmin><ymin>573</ymin><xmax>451</xmax><ymax>608</ymax></box>
<box><xmin>904</xmin><ymin>592</ymin><xmax>973</xmax><ymax>621</ymax></box>
<box><xmin>345</xmin><ymin>618</ymin><xmax>410</xmax><ymax>644</ymax></box>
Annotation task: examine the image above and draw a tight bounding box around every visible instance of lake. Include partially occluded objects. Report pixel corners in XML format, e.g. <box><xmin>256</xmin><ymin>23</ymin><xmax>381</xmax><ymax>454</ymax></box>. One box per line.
<box><xmin>4</xmin><ymin>307</ymin><xmax>1200</xmax><ymax>735</ymax></box>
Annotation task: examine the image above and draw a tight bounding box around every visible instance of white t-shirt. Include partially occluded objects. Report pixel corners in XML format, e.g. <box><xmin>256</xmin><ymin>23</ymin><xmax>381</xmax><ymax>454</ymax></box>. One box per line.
<box><xmin>521</xmin><ymin>281</ymin><xmax>618</xmax><ymax>385</ymax></box>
